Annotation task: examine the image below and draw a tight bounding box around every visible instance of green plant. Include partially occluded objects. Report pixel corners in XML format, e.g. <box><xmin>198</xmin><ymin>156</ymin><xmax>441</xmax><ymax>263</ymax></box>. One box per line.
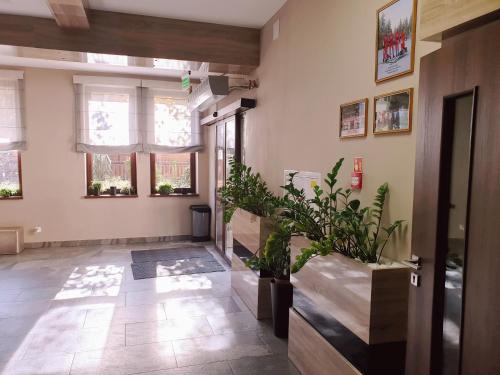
<box><xmin>219</xmin><ymin>159</ymin><xmax>278</xmax><ymax>223</ymax></box>
<box><xmin>247</xmin><ymin>221</ymin><xmax>292</xmax><ymax>280</ymax></box>
<box><xmin>292</xmin><ymin>182</ymin><xmax>404</xmax><ymax>272</ymax></box>
<box><xmin>91</xmin><ymin>181</ymin><xmax>102</xmax><ymax>195</ymax></box>
<box><xmin>0</xmin><ymin>188</ymin><xmax>13</xmax><ymax>198</ymax></box>
<box><xmin>121</xmin><ymin>186</ymin><xmax>131</xmax><ymax>195</ymax></box>
<box><xmin>280</xmin><ymin>158</ymin><xmax>345</xmax><ymax>241</ymax></box>
<box><xmin>158</xmin><ymin>183</ymin><xmax>174</xmax><ymax>195</ymax></box>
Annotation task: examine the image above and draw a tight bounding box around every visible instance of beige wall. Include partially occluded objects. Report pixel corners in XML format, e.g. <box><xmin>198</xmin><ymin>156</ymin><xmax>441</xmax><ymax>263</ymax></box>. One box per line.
<box><xmin>208</xmin><ymin>0</ymin><xmax>441</xmax><ymax>260</ymax></box>
<box><xmin>0</xmin><ymin>68</ymin><xmax>209</xmax><ymax>243</ymax></box>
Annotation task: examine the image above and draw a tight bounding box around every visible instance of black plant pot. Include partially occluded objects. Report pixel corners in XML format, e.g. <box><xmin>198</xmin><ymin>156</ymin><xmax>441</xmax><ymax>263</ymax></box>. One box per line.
<box><xmin>270</xmin><ymin>279</ymin><xmax>293</xmax><ymax>338</ymax></box>
<box><xmin>110</xmin><ymin>186</ymin><xmax>117</xmax><ymax>196</ymax></box>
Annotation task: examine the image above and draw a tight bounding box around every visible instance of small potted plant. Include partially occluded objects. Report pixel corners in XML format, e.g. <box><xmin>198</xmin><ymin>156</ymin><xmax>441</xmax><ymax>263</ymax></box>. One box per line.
<box><xmin>247</xmin><ymin>221</ymin><xmax>293</xmax><ymax>338</ymax></box>
<box><xmin>0</xmin><ymin>188</ymin><xmax>12</xmax><ymax>198</ymax></box>
<box><xmin>91</xmin><ymin>181</ymin><xmax>102</xmax><ymax>196</ymax></box>
<box><xmin>158</xmin><ymin>183</ymin><xmax>173</xmax><ymax>195</ymax></box>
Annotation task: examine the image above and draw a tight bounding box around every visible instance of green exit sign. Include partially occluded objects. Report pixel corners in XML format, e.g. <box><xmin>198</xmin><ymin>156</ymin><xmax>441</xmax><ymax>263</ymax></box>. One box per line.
<box><xmin>181</xmin><ymin>74</ymin><xmax>190</xmax><ymax>90</ymax></box>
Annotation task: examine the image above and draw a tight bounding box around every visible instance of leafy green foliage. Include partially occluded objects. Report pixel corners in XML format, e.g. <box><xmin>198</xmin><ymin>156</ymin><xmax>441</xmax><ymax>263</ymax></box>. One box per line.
<box><xmin>158</xmin><ymin>183</ymin><xmax>173</xmax><ymax>195</ymax></box>
<box><xmin>246</xmin><ymin>221</ymin><xmax>292</xmax><ymax>280</ymax></box>
<box><xmin>280</xmin><ymin>158</ymin><xmax>346</xmax><ymax>241</ymax></box>
<box><xmin>91</xmin><ymin>181</ymin><xmax>102</xmax><ymax>195</ymax></box>
<box><xmin>219</xmin><ymin>159</ymin><xmax>278</xmax><ymax>223</ymax></box>
<box><xmin>284</xmin><ymin>159</ymin><xmax>405</xmax><ymax>272</ymax></box>
<box><xmin>0</xmin><ymin>188</ymin><xmax>21</xmax><ymax>198</ymax></box>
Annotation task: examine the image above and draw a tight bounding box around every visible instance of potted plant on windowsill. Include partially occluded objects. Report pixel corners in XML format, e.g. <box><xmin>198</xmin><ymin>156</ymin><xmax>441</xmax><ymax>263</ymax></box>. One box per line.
<box><xmin>0</xmin><ymin>188</ymin><xmax>21</xmax><ymax>198</ymax></box>
<box><xmin>284</xmin><ymin>159</ymin><xmax>409</xmax><ymax>345</ymax></box>
<box><xmin>158</xmin><ymin>183</ymin><xmax>173</xmax><ymax>196</ymax></box>
<box><xmin>247</xmin><ymin>221</ymin><xmax>293</xmax><ymax>338</ymax></box>
<box><xmin>91</xmin><ymin>181</ymin><xmax>102</xmax><ymax>196</ymax></box>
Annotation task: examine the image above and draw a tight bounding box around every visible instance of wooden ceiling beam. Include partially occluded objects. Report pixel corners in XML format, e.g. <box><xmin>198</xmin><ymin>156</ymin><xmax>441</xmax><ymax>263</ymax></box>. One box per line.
<box><xmin>0</xmin><ymin>10</ymin><xmax>260</xmax><ymax>67</ymax></box>
<box><xmin>47</xmin><ymin>0</ymin><xmax>89</xmax><ymax>29</ymax></box>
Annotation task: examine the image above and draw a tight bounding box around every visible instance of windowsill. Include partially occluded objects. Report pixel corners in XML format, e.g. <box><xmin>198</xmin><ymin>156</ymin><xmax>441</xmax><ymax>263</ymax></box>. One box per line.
<box><xmin>149</xmin><ymin>193</ymin><xmax>199</xmax><ymax>198</ymax></box>
<box><xmin>0</xmin><ymin>196</ymin><xmax>23</xmax><ymax>200</ymax></box>
<box><xmin>84</xmin><ymin>194</ymin><xmax>138</xmax><ymax>199</ymax></box>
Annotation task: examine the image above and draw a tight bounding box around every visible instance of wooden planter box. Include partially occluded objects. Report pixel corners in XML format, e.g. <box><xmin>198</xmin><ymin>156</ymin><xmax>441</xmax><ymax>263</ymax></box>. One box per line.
<box><xmin>230</xmin><ymin>209</ymin><xmax>274</xmax><ymax>319</ymax></box>
<box><xmin>231</xmin><ymin>252</ymin><xmax>273</xmax><ymax>319</ymax></box>
<box><xmin>231</xmin><ymin>208</ymin><xmax>274</xmax><ymax>256</ymax></box>
<box><xmin>290</xmin><ymin>236</ymin><xmax>409</xmax><ymax>345</ymax></box>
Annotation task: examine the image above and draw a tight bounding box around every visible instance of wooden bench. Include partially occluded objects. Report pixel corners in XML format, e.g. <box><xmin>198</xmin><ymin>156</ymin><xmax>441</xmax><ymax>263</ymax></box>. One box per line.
<box><xmin>0</xmin><ymin>227</ymin><xmax>24</xmax><ymax>255</ymax></box>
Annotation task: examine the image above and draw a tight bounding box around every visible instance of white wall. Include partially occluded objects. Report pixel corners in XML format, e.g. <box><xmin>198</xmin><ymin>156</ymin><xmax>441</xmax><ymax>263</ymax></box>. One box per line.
<box><xmin>0</xmin><ymin>68</ymin><xmax>210</xmax><ymax>244</ymax></box>
<box><xmin>207</xmin><ymin>0</ymin><xmax>442</xmax><ymax>260</ymax></box>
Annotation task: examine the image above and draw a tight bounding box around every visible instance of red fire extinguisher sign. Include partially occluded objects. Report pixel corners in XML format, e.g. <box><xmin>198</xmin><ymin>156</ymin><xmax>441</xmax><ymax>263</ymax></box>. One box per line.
<box><xmin>351</xmin><ymin>157</ymin><xmax>363</xmax><ymax>190</ymax></box>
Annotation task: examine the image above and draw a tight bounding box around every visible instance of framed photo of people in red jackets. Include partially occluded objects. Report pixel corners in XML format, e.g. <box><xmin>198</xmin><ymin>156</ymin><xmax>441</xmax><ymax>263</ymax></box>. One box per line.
<box><xmin>375</xmin><ymin>0</ymin><xmax>417</xmax><ymax>83</ymax></box>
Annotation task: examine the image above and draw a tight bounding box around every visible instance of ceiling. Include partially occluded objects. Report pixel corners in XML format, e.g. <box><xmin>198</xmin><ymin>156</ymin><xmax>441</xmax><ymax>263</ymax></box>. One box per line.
<box><xmin>0</xmin><ymin>0</ymin><xmax>286</xmax><ymax>28</ymax></box>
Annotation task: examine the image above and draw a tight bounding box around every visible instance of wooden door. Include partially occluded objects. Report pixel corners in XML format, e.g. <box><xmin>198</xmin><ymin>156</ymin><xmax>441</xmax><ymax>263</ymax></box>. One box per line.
<box><xmin>406</xmin><ymin>19</ymin><xmax>500</xmax><ymax>375</ymax></box>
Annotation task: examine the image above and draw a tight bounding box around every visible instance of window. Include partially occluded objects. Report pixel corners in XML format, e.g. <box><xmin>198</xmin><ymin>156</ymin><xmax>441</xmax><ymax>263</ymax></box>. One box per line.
<box><xmin>150</xmin><ymin>153</ymin><xmax>196</xmax><ymax>195</ymax></box>
<box><xmin>142</xmin><ymin>85</ymin><xmax>202</xmax><ymax>153</ymax></box>
<box><xmin>74</xmin><ymin>77</ymin><xmax>141</xmax><ymax>153</ymax></box>
<box><xmin>75</xmin><ymin>77</ymin><xmax>141</xmax><ymax>198</ymax></box>
<box><xmin>86</xmin><ymin>153</ymin><xmax>137</xmax><ymax>197</ymax></box>
<box><xmin>0</xmin><ymin>70</ymin><xmax>24</xmax><ymax>199</ymax></box>
<box><xmin>0</xmin><ymin>151</ymin><xmax>22</xmax><ymax>198</ymax></box>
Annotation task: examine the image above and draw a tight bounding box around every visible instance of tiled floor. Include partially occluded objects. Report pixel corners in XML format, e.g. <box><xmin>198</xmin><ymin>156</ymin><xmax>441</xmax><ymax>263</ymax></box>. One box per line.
<box><xmin>0</xmin><ymin>242</ymin><xmax>299</xmax><ymax>375</ymax></box>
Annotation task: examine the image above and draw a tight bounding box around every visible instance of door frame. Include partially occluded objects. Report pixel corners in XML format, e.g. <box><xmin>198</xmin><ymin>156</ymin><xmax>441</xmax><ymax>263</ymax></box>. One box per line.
<box><xmin>214</xmin><ymin>113</ymin><xmax>243</xmax><ymax>262</ymax></box>
<box><xmin>406</xmin><ymin>19</ymin><xmax>500</xmax><ymax>375</ymax></box>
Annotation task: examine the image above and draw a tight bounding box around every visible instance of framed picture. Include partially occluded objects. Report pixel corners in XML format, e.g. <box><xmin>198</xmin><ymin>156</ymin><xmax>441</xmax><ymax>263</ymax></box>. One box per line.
<box><xmin>339</xmin><ymin>98</ymin><xmax>368</xmax><ymax>139</ymax></box>
<box><xmin>373</xmin><ymin>88</ymin><xmax>413</xmax><ymax>134</ymax></box>
<box><xmin>375</xmin><ymin>0</ymin><xmax>417</xmax><ymax>83</ymax></box>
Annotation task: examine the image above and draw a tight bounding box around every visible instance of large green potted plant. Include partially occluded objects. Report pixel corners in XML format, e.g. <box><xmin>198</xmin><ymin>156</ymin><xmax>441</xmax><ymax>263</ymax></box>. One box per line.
<box><xmin>219</xmin><ymin>159</ymin><xmax>278</xmax><ymax>255</ymax></box>
<box><xmin>247</xmin><ymin>221</ymin><xmax>293</xmax><ymax>338</ymax></box>
<box><xmin>284</xmin><ymin>159</ymin><xmax>409</xmax><ymax>345</ymax></box>
<box><xmin>219</xmin><ymin>159</ymin><xmax>279</xmax><ymax>319</ymax></box>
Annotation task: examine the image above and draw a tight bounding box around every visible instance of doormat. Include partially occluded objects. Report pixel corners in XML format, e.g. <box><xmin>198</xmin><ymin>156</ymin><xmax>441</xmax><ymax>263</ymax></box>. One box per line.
<box><xmin>131</xmin><ymin>247</ymin><xmax>225</xmax><ymax>280</ymax></box>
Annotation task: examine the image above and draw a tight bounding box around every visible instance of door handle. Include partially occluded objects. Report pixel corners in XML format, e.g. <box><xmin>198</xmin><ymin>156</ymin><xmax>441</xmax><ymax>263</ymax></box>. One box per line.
<box><xmin>402</xmin><ymin>254</ymin><xmax>422</xmax><ymax>270</ymax></box>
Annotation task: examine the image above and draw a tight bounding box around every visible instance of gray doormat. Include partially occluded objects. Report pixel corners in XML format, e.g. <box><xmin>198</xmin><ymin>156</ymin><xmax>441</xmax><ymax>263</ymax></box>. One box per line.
<box><xmin>131</xmin><ymin>247</ymin><xmax>211</xmax><ymax>263</ymax></box>
<box><xmin>131</xmin><ymin>247</ymin><xmax>225</xmax><ymax>280</ymax></box>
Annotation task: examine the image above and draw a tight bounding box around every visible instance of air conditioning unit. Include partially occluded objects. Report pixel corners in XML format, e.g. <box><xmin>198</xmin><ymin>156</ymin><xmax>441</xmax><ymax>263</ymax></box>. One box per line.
<box><xmin>187</xmin><ymin>75</ymin><xmax>229</xmax><ymax>112</ymax></box>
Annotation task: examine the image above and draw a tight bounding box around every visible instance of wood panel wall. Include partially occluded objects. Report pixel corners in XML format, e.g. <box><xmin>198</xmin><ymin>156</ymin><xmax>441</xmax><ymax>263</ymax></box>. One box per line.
<box><xmin>419</xmin><ymin>0</ymin><xmax>500</xmax><ymax>40</ymax></box>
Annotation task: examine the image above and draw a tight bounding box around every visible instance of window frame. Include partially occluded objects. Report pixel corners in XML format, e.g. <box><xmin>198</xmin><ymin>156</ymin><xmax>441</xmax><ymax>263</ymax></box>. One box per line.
<box><xmin>0</xmin><ymin>151</ymin><xmax>23</xmax><ymax>200</ymax></box>
<box><xmin>150</xmin><ymin>152</ymin><xmax>197</xmax><ymax>197</ymax></box>
<box><xmin>85</xmin><ymin>152</ymin><xmax>138</xmax><ymax>198</ymax></box>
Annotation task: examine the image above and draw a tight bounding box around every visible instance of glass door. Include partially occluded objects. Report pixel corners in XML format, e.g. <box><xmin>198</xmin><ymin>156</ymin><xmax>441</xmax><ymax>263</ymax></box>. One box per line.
<box><xmin>215</xmin><ymin>123</ymin><xmax>225</xmax><ymax>253</ymax></box>
<box><xmin>214</xmin><ymin>115</ymin><xmax>242</xmax><ymax>261</ymax></box>
<box><xmin>224</xmin><ymin>118</ymin><xmax>236</xmax><ymax>259</ymax></box>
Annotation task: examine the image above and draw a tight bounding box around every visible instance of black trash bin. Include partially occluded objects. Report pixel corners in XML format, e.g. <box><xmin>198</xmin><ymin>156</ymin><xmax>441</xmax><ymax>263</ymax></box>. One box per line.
<box><xmin>189</xmin><ymin>205</ymin><xmax>211</xmax><ymax>242</ymax></box>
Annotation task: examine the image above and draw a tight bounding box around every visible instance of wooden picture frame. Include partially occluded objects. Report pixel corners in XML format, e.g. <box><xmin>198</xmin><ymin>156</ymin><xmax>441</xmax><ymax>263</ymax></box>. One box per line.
<box><xmin>339</xmin><ymin>98</ymin><xmax>368</xmax><ymax>139</ymax></box>
<box><xmin>375</xmin><ymin>0</ymin><xmax>417</xmax><ymax>83</ymax></box>
<box><xmin>373</xmin><ymin>88</ymin><xmax>413</xmax><ymax>135</ymax></box>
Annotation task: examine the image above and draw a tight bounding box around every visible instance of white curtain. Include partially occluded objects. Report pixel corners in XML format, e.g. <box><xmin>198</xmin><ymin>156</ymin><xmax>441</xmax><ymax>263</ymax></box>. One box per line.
<box><xmin>142</xmin><ymin>86</ymin><xmax>203</xmax><ymax>153</ymax></box>
<box><xmin>74</xmin><ymin>76</ymin><xmax>203</xmax><ymax>154</ymax></box>
<box><xmin>0</xmin><ymin>71</ymin><xmax>25</xmax><ymax>152</ymax></box>
<box><xmin>74</xmin><ymin>77</ymin><xmax>142</xmax><ymax>154</ymax></box>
